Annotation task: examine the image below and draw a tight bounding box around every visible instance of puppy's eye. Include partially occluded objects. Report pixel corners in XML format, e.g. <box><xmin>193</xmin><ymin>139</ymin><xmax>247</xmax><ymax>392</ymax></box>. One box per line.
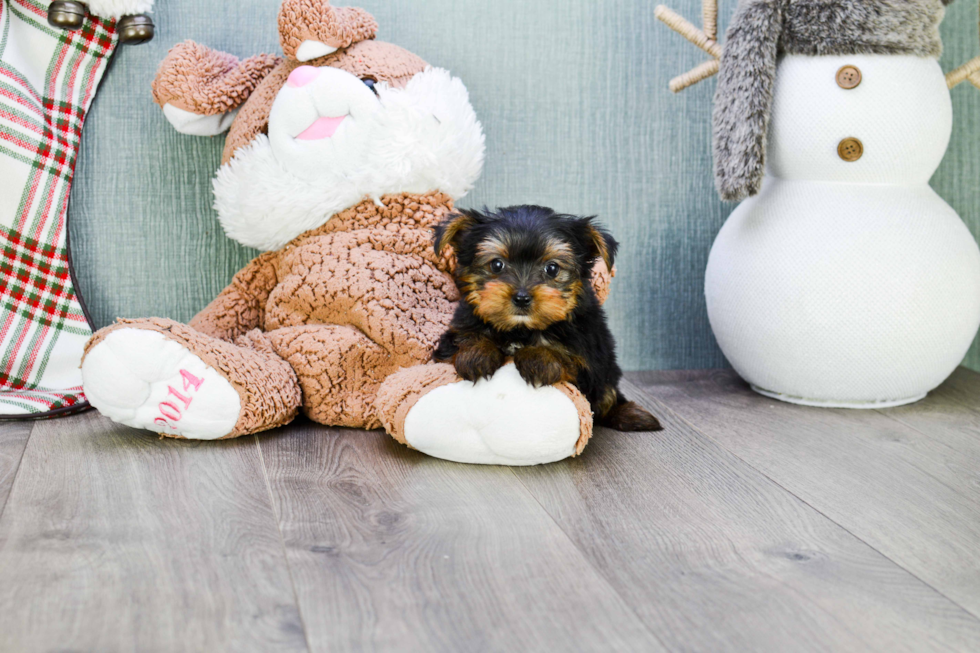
<box><xmin>361</xmin><ymin>78</ymin><xmax>378</xmax><ymax>95</ymax></box>
<box><xmin>490</xmin><ymin>259</ymin><xmax>505</xmax><ymax>274</ymax></box>
<box><xmin>545</xmin><ymin>262</ymin><xmax>561</xmax><ymax>279</ymax></box>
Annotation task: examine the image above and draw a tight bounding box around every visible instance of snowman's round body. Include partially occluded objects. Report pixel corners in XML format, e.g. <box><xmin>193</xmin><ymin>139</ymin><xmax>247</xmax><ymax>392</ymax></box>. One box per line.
<box><xmin>705</xmin><ymin>54</ymin><xmax>980</xmax><ymax>407</ymax></box>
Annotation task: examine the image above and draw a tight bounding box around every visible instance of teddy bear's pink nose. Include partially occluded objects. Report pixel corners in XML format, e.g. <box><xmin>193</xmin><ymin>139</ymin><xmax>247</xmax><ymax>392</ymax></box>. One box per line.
<box><xmin>287</xmin><ymin>65</ymin><xmax>320</xmax><ymax>88</ymax></box>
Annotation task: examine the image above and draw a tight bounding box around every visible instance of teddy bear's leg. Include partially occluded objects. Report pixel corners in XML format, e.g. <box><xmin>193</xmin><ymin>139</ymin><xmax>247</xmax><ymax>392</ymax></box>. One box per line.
<box><xmin>266</xmin><ymin>324</ymin><xmax>394</xmax><ymax>429</ymax></box>
<box><xmin>151</xmin><ymin>41</ymin><xmax>281</xmax><ymax>137</ymax></box>
<box><xmin>82</xmin><ymin>318</ymin><xmax>301</xmax><ymax>440</ymax></box>
<box><xmin>375</xmin><ymin>363</ymin><xmax>593</xmax><ymax>466</ymax></box>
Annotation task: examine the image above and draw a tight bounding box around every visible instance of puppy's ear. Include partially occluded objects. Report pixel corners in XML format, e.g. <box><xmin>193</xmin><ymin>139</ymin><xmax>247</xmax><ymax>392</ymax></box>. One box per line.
<box><xmin>434</xmin><ymin>211</ymin><xmax>476</xmax><ymax>256</ymax></box>
<box><xmin>578</xmin><ymin>218</ymin><xmax>617</xmax><ymax>271</ymax></box>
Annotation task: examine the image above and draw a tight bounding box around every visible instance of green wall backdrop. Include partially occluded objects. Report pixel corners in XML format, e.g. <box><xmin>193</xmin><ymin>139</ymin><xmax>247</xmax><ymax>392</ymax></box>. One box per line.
<box><xmin>69</xmin><ymin>0</ymin><xmax>980</xmax><ymax>372</ymax></box>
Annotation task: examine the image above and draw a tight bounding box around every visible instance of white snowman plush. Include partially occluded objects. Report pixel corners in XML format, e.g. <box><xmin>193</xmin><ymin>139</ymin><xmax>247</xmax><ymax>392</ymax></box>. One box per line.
<box><xmin>659</xmin><ymin>0</ymin><xmax>980</xmax><ymax>406</ymax></box>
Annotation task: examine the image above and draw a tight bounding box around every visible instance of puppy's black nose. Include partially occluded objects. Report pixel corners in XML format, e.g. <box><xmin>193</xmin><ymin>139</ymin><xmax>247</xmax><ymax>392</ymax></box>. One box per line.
<box><xmin>512</xmin><ymin>290</ymin><xmax>532</xmax><ymax>308</ymax></box>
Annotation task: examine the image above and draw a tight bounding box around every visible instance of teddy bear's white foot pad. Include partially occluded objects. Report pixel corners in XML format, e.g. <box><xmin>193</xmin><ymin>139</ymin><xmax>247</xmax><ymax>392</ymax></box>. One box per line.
<box><xmin>82</xmin><ymin>328</ymin><xmax>240</xmax><ymax>440</ymax></box>
<box><xmin>403</xmin><ymin>364</ymin><xmax>582</xmax><ymax>466</ymax></box>
<box><xmin>163</xmin><ymin>104</ymin><xmax>240</xmax><ymax>137</ymax></box>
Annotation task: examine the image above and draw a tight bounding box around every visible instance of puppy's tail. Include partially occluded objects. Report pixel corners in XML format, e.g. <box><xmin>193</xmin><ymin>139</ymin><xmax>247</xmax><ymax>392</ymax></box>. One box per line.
<box><xmin>598</xmin><ymin>393</ymin><xmax>662</xmax><ymax>432</ymax></box>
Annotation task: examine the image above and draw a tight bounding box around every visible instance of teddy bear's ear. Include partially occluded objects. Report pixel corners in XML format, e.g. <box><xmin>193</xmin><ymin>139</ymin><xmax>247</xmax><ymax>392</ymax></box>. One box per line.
<box><xmin>279</xmin><ymin>0</ymin><xmax>378</xmax><ymax>62</ymax></box>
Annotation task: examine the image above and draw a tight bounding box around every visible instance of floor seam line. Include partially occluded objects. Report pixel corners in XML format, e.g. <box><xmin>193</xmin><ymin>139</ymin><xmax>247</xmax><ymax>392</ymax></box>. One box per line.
<box><xmin>255</xmin><ymin>433</ymin><xmax>314</xmax><ymax>653</ymax></box>
<box><xmin>0</xmin><ymin>422</ymin><xmax>34</xmax><ymax>525</ymax></box>
<box><xmin>871</xmin><ymin>408</ymin><xmax>980</xmax><ymax>505</ymax></box>
<box><xmin>506</xmin><ymin>465</ymin><xmax>677</xmax><ymax>653</ymax></box>
<box><xmin>736</xmin><ymin>461</ymin><xmax>980</xmax><ymax>623</ymax></box>
<box><xmin>623</xmin><ymin>378</ymin><xmax>980</xmax><ymax>625</ymax></box>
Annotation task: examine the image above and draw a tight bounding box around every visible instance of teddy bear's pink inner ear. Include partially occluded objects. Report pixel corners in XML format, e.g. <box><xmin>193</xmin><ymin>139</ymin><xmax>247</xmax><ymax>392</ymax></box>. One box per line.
<box><xmin>278</xmin><ymin>0</ymin><xmax>379</xmax><ymax>62</ymax></box>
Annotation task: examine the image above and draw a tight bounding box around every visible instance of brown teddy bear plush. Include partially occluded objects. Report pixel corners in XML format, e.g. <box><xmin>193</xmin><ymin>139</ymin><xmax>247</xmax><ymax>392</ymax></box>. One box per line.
<box><xmin>81</xmin><ymin>0</ymin><xmax>610</xmax><ymax>465</ymax></box>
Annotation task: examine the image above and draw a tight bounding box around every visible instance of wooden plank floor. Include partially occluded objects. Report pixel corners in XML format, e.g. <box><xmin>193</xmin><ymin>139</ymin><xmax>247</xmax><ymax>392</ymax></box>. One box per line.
<box><xmin>1</xmin><ymin>368</ymin><xmax>980</xmax><ymax>652</ymax></box>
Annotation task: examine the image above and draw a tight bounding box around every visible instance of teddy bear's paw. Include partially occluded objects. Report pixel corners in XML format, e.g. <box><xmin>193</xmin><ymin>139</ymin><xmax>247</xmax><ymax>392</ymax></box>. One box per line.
<box><xmin>162</xmin><ymin>104</ymin><xmax>240</xmax><ymax>137</ymax></box>
<box><xmin>151</xmin><ymin>42</ymin><xmax>280</xmax><ymax>135</ymax></box>
<box><xmin>394</xmin><ymin>364</ymin><xmax>589</xmax><ymax>466</ymax></box>
<box><xmin>82</xmin><ymin>328</ymin><xmax>241</xmax><ymax>440</ymax></box>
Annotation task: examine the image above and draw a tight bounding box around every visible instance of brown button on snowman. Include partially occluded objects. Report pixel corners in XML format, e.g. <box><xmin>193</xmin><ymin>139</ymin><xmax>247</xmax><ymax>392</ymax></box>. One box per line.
<box><xmin>659</xmin><ymin>0</ymin><xmax>980</xmax><ymax>407</ymax></box>
<box><xmin>836</xmin><ymin>65</ymin><xmax>861</xmax><ymax>89</ymax></box>
<box><xmin>837</xmin><ymin>137</ymin><xmax>863</xmax><ymax>162</ymax></box>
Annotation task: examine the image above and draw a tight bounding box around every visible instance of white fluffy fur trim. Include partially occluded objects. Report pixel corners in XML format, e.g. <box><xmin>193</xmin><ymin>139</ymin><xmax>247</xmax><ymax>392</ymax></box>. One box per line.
<box><xmin>85</xmin><ymin>0</ymin><xmax>154</xmax><ymax>19</ymax></box>
<box><xmin>213</xmin><ymin>67</ymin><xmax>485</xmax><ymax>251</ymax></box>
<box><xmin>214</xmin><ymin>135</ymin><xmax>365</xmax><ymax>251</ymax></box>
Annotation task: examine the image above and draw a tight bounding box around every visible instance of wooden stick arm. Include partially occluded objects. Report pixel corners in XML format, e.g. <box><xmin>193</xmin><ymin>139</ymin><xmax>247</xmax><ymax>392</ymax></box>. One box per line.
<box><xmin>654</xmin><ymin>5</ymin><xmax>722</xmax><ymax>58</ymax></box>
<box><xmin>660</xmin><ymin>1</ymin><xmax>979</xmax><ymax>94</ymax></box>
<box><xmin>702</xmin><ymin>0</ymin><xmax>718</xmax><ymax>41</ymax></box>
<box><xmin>947</xmin><ymin>55</ymin><xmax>980</xmax><ymax>89</ymax></box>
<box><xmin>670</xmin><ymin>59</ymin><xmax>720</xmax><ymax>93</ymax></box>
<box><xmin>655</xmin><ymin>0</ymin><xmax>722</xmax><ymax>92</ymax></box>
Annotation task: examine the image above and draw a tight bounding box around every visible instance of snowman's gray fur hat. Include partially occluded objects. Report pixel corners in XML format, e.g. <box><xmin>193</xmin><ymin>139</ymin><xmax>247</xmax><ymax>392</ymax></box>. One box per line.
<box><xmin>713</xmin><ymin>0</ymin><xmax>953</xmax><ymax>202</ymax></box>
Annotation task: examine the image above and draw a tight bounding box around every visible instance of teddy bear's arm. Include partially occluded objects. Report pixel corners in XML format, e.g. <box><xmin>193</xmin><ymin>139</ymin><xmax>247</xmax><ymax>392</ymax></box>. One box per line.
<box><xmin>189</xmin><ymin>251</ymin><xmax>281</xmax><ymax>342</ymax></box>
<box><xmin>152</xmin><ymin>41</ymin><xmax>281</xmax><ymax>137</ymax></box>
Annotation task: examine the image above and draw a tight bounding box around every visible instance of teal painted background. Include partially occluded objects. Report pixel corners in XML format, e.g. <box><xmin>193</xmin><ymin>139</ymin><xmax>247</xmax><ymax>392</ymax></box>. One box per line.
<box><xmin>69</xmin><ymin>0</ymin><xmax>980</xmax><ymax>372</ymax></box>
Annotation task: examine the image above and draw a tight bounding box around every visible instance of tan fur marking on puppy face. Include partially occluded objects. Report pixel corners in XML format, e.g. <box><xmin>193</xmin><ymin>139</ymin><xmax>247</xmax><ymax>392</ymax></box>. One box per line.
<box><xmin>474</xmin><ymin>236</ymin><xmax>508</xmax><ymax>265</ymax></box>
<box><xmin>458</xmin><ymin>273</ymin><xmax>482</xmax><ymax>297</ymax></box>
<box><xmin>460</xmin><ymin>231</ymin><xmax>587</xmax><ymax>331</ymax></box>
<box><xmin>455</xmin><ymin>235</ymin><xmax>505</xmax><ymax>302</ymax></box>
<box><xmin>530</xmin><ymin>236</ymin><xmax>582</xmax><ymax>330</ymax></box>
<box><xmin>469</xmin><ymin>281</ymin><xmax>518</xmax><ymax>331</ymax></box>
<box><xmin>526</xmin><ymin>284</ymin><xmax>577</xmax><ymax>330</ymax></box>
<box><xmin>542</xmin><ymin>238</ymin><xmax>574</xmax><ymax>267</ymax></box>
<box><xmin>541</xmin><ymin>237</ymin><xmax>579</xmax><ymax>286</ymax></box>
<box><xmin>466</xmin><ymin>283</ymin><xmax>579</xmax><ymax>332</ymax></box>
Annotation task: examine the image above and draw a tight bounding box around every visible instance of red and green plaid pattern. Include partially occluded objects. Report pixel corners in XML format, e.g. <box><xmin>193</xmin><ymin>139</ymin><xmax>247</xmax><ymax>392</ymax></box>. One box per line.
<box><xmin>0</xmin><ymin>0</ymin><xmax>118</xmax><ymax>416</ymax></box>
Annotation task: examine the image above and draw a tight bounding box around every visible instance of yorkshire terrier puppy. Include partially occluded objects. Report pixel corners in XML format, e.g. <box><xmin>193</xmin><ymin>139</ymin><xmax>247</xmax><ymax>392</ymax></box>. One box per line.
<box><xmin>433</xmin><ymin>205</ymin><xmax>662</xmax><ymax>432</ymax></box>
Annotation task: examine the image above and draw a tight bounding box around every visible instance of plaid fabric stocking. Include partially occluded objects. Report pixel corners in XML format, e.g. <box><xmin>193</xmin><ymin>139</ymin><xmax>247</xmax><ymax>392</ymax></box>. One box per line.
<box><xmin>0</xmin><ymin>0</ymin><xmax>123</xmax><ymax>417</ymax></box>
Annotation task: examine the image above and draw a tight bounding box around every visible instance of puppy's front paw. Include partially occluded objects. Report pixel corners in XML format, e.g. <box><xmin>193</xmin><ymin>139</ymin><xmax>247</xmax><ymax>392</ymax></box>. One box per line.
<box><xmin>454</xmin><ymin>340</ymin><xmax>505</xmax><ymax>382</ymax></box>
<box><xmin>514</xmin><ymin>347</ymin><xmax>570</xmax><ymax>387</ymax></box>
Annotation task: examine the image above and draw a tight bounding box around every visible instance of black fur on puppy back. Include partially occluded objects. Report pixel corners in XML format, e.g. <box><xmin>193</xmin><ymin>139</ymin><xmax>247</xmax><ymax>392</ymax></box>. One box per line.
<box><xmin>433</xmin><ymin>205</ymin><xmax>661</xmax><ymax>433</ymax></box>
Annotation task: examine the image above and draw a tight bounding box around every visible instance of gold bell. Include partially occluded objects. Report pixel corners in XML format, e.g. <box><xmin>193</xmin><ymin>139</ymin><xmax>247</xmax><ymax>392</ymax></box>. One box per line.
<box><xmin>116</xmin><ymin>14</ymin><xmax>155</xmax><ymax>45</ymax></box>
<box><xmin>47</xmin><ymin>1</ymin><xmax>88</xmax><ymax>30</ymax></box>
